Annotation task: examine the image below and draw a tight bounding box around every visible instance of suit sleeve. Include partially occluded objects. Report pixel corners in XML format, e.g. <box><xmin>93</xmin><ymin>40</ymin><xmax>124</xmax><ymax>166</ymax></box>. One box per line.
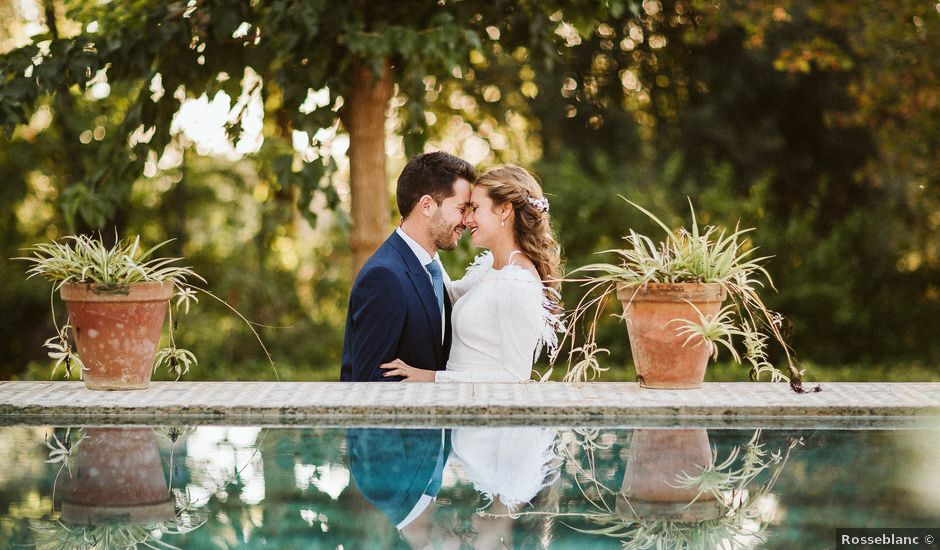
<box><xmin>347</xmin><ymin>266</ymin><xmax>407</xmax><ymax>382</ymax></box>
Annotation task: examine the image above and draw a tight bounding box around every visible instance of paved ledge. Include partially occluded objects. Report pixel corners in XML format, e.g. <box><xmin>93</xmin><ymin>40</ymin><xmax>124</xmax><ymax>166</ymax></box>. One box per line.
<box><xmin>1</xmin><ymin>381</ymin><xmax>939</xmax><ymax>428</ymax></box>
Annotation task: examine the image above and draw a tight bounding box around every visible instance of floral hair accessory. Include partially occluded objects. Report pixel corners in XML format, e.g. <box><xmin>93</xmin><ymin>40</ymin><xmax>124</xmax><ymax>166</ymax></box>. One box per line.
<box><xmin>527</xmin><ymin>196</ymin><xmax>550</xmax><ymax>213</ymax></box>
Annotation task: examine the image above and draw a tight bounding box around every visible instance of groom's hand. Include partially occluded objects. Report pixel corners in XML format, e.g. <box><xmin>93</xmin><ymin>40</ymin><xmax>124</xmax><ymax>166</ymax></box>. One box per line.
<box><xmin>380</xmin><ymin>359</ymin><xmax>436</xmax><ymax>382</ymax></box>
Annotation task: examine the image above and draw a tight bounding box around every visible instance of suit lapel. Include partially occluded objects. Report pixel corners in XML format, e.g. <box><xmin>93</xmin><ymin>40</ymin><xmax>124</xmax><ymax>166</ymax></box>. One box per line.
<box><xmin>388</xmin><ymin>233</ymin><xmax>444</xmax><ymax>363</ymax></box>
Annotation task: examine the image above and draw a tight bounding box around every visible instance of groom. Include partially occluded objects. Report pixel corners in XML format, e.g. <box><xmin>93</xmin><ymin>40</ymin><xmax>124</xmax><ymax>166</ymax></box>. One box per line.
<box><xmin>341</xmin><ymin>151</ymin><xmax>476</xmax><ymax>382</ymax></box>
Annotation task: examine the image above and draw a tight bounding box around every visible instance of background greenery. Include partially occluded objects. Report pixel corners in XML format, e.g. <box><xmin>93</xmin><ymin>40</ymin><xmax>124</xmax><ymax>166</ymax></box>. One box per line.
<box><xmin>1</xmin><ymin>0</ymin><xmax>938</xmax><ymax>383</ymax></box>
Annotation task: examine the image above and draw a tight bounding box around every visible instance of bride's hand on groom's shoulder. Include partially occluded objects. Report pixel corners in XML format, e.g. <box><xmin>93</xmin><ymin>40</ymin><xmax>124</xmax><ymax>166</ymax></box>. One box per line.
<box><xmin>380</xmin><ymin>359</ymin><xmax>436</xmax><ymax>382</ymax></box>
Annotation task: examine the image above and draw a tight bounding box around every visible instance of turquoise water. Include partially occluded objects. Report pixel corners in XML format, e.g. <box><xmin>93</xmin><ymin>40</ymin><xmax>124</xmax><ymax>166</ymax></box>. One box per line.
<box><xmin>0</xmin><ymin>425</ymin><xmax>937</xmax><ymax>549</ymax></box>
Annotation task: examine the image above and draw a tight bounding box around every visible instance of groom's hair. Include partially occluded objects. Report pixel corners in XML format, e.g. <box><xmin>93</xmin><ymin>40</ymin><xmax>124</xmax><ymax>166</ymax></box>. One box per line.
<box><xmin>397</xmin><ymin>151</ymin><xmax>476</xmax><ymax>218</ymax></box>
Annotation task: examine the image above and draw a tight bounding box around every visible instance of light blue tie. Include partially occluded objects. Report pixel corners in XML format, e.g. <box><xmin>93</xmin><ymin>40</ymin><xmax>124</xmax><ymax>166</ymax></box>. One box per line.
<box><xmin>425</xmin><ymin>260</ymin><xmax>445</xmax><ymax>315</ymax></box>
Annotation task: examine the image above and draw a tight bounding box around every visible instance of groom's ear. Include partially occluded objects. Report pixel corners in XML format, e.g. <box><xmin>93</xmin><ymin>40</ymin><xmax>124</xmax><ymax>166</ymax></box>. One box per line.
<box><xmin>417</xmin><ymin>194</ymin><xmax>435</xmax><ymax>217</ymax></box>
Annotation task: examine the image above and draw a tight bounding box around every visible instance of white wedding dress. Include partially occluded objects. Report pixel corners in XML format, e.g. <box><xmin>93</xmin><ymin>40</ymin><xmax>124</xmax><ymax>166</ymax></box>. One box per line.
<box><xmin>437</xmin><ymin>251</ymin><xmax>560</xmax><ymax>383</ymax></box>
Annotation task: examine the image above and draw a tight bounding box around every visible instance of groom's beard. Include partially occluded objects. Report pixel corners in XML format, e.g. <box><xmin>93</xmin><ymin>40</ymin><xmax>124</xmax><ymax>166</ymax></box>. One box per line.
<box><xmin>429</xmin><ymin>213</ymin><xmax>463</xmax><ymax>251</ymax></box>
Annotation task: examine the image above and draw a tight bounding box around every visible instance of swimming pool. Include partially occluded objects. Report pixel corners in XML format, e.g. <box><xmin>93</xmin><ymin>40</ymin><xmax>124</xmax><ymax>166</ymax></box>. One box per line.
<box><xmin>1</xmin><ymin>423</ymin><xmax>937</xmax><ymax>549</ymax></box>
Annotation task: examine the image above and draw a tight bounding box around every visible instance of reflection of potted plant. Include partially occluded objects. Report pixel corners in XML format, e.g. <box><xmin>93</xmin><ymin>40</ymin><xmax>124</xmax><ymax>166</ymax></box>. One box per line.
<box><xmin>554</xmin><ymin>428</ymin><xmax>800</xmax><ymax>550</ymax></box>
<box><xmin>619</xmin><ymin>429</ymin><xmax>722</xmax><ymax>522</ymax></box>
<box><xmin>61</xmin><ymin>428</ymin><xmax>174</xmax><ymax>525</ymax></box>
<box><xmin>556</xmin><ymin>199</ymin><xmax>820</xmax><ymax>393</ymax></box>
<box><xmin>32</xmin><ymin>426</ymin><xmax>206</xmax><ymax>549</ymax></box>
<box><xmin>18</xmin><ymin>234</ymin><xmax>275</xmax><ymax>389</ymax></box>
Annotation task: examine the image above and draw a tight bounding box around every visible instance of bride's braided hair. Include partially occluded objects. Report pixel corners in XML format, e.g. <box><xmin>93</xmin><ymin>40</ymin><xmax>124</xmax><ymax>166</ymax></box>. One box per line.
<box><xmin>475</xmin><ymin>165</ymin><xmax>562</xmax><ymax>292</ymax></box>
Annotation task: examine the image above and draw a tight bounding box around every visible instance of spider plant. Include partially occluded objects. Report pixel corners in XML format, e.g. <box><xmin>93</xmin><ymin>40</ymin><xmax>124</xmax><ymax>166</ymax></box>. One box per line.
<box><xmin>21</xmin><ymin>234</ymin><xmax>200</xmax><ymax>285</ymax></box>
<box><xmin>553</xmin><ymin>198</ymin><xmax>819</xmax><ymax>393</ymax></box>
<box><xmin>17</xmin><ymin>234</ymin><xmax>277</xmax><ymax>381</ymax></box>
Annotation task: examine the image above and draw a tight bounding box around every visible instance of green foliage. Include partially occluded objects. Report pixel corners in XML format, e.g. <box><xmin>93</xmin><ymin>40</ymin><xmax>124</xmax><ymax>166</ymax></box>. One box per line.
<box><xmin>0</xmin><ymin>0</ymin><xmax>570</xmax><ymax>232</ymax></box>
<box><xmin>2</xmin><ymin>0</ymin><xmax>940</xmax><ymax>382</ymax></box>
<box><xmin>531</xmin><ymin>0</ymin><xmax>940</xmax><ymax>372</ymax></box>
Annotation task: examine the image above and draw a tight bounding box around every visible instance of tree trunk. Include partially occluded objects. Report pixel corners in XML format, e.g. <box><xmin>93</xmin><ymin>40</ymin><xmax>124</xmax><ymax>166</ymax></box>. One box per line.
<box><xmin>341</xmin><ymin>58</ymin><xmax>394</xmax><ymax>276</ymax></box>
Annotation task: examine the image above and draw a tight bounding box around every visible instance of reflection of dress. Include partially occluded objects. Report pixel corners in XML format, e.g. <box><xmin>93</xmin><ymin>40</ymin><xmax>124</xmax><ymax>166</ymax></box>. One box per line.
<box><xmin>452</xmin><ymin>427</ymin><xmax>559</xmax><ymax>510</ymax></box>
<box><xmin>438</xmin><ymin>252</ymin><xmax>560</xmax><ymax>382</ymax></box>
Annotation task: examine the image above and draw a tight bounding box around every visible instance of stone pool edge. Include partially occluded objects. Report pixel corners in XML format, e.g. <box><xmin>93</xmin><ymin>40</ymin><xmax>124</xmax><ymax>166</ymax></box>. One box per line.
<box><xmin>1</xmin><ymin>381</ymin><xmax>938</xmax><ymax>428</ymax></box>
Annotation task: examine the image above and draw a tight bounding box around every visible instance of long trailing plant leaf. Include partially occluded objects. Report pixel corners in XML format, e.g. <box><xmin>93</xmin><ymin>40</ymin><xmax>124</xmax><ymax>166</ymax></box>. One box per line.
<box><xmin>670</xmin><ymin>302</ymin><xmax>746</xmax><ymax>363</ymax></box>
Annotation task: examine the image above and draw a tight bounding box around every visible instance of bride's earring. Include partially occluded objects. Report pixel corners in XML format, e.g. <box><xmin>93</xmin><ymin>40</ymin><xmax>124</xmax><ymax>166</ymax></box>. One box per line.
<box><xmin>501</xmin><ymin>219</ymin><xmax>505</xmax><ymax>227</ymax></box>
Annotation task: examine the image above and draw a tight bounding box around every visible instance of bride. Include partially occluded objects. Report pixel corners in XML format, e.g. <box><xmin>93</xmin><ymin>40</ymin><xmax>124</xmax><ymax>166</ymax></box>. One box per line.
<box><xmin>381</xmin><ymin>165</ymin><xmax>562</xmax><ymax>382</ymax></box>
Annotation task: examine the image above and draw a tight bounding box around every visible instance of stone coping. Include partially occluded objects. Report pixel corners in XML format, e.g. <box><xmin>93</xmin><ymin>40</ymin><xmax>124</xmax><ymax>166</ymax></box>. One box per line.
<box><xmin>1</xmin><ymin>381</ymin><xmax>939</xmax><ymax>428</ymax></box>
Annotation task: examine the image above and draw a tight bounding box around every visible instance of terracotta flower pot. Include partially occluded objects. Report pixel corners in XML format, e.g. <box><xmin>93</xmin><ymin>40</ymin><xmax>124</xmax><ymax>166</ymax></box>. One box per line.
<box><xmin>61</xmin><ymin>427</ymin><xmax>174</xmax><ymax>525</ymax></box>
<box><xmin>616</xmin><ymin>282</ymin><xmax>727</xmax><ymax>389</ymax></box>
<box><xmin>617</xmin><ymin>428</ymin><xmax>723</xmax><ymax>522</ymax></box>
<box><xmin>61</xmin><ymin>281</ymin><xmax>174</xmax><ymax>390</ymax></box>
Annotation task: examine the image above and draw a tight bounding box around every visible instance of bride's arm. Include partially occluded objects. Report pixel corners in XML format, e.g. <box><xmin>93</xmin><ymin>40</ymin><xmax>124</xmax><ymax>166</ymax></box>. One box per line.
<box><xmin>494</xmin><ymin>274</ymin><xmax>547</xmax><ymax>382</ymax></box>
<box><xmin>380</xmin><ymin>359</ymin><xmax>522</xmax><ymax>382</ymax></box>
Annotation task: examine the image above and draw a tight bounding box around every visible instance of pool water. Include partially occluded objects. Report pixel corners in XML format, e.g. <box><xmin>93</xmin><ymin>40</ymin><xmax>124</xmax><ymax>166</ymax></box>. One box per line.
<box><xmin>0</xmin><ymin>425</ymin><xmax>937</xmax><ymax>549</ymax></box>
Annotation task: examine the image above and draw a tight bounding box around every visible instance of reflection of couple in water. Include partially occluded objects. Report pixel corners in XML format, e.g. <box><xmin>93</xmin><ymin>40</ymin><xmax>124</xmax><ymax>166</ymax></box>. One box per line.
<box><xmin>347</xmin><ymin>426</ymin><xmax>559</xmax><ymax>548</ymax></box>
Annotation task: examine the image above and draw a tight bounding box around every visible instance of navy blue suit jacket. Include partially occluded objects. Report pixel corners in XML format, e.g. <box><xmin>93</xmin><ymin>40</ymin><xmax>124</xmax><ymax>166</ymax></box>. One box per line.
<box><xmin>341</xmin><ymin>231</ymin><xmax>452</xmax><ymax>382</ymax></box>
